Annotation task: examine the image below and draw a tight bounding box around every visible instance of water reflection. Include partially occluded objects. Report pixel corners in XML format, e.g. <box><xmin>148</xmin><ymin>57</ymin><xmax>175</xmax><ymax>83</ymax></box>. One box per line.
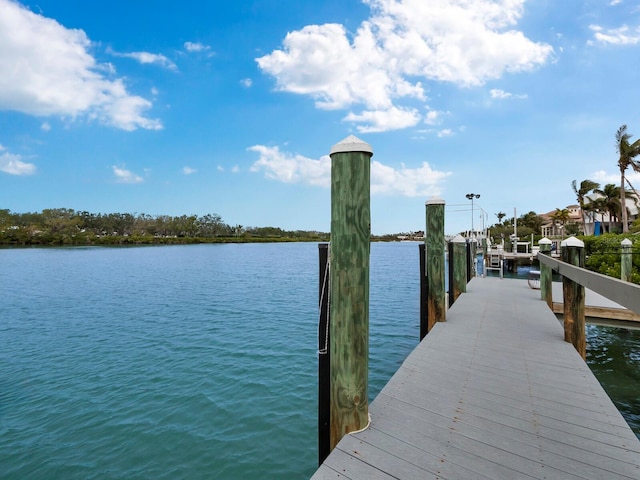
<box><xmin>587</xmin><ymin>325</ymin><xmax>640</xmax><ymax>439</ymax></box>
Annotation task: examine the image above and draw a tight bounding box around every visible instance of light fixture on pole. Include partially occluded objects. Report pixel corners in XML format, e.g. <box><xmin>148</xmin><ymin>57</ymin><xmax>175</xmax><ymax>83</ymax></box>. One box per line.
<box><xmin>465</xmin><ymin>193</ymin><xmax>480</xmax><ymax>237</ymax></box>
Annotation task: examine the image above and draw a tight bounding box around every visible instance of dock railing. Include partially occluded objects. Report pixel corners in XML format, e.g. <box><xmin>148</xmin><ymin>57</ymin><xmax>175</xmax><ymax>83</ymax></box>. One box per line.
<box><xmin>538</xmin><ymin>236</ymin><xmax>640</xmax><ymax>358</ymax></box>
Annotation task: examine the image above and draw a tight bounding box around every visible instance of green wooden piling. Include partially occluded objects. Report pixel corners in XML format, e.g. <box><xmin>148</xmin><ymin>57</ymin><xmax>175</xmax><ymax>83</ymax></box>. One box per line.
<box><xmin>329</xmin><ymin>135</ymin><xmax>372</xmax><ymax>450</ymax></box>
<box><xmin>539</xmin><ymin>237</ymin><xmax>552</xmax><ymax>309</ymax></box>
<box><xmin>470</xmin><ymin>240</ymin><xmax>477</xmax><ymax>278</ymax></box>
<box><xmin>449</xmin><ymin>235</ymin><xmax>467</xmax><ymax>306</ymax></box>
<box><xmin>561</xmin><ymin>237</ymin><xmax>586</xmax><ymax>359</ymax></box>
<box><xmin>426</xmin><ymin>198</ymin><xmax>446</xmax><ymax>330</ymax></box>
<box><xmin>621</xmin><ymin>238</ymin><xmax>632</xmax><ymax>283</ymax></box>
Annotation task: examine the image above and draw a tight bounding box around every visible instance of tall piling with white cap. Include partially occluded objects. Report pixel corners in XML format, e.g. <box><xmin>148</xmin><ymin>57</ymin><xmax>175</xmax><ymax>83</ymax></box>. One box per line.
<box><xmin>328</xmin><ymin>135</ymin><xmax>372</xmax><ymax>450</ymax></box>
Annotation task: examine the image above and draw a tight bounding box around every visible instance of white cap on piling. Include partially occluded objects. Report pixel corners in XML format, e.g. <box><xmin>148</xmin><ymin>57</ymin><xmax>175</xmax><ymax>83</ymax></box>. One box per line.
<box><xmin>330</xmin><ymin>135</ymin><xmax>373</xmax><ymax>155</ymax></box>
<box><xmin>426</xmin><ymin>196</ymin><xmax>445</xmax><ymax>205</ymax></box>
<box><xmin>622</xmin><ymin>238</ymin><xmax>632</xmax><ymax>246</ymax></box>
<box><xmin>560</xmin><ymin>236</ymin><xmax>584</xmax><ymax>248</ymax></box>
<box><xmin>539</xmin><ymin>237</ymin><xmax>552</xmax><ymax>245</ymax></box>
<box><xmin>451</xmin><ymin>234</ymin><xmax>466</xmax><ymax>243</ymax></box>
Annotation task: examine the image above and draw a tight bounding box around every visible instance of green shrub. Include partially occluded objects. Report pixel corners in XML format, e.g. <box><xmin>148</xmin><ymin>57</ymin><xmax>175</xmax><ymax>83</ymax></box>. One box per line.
<box><xmin>581</xmin><ymin>234</ymin><xmax>640</xmax><ymax>284</ymax></box>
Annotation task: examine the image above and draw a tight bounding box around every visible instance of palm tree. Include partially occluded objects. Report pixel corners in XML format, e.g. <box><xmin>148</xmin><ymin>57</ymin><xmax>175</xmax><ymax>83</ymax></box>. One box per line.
<box><xmin>615</xmin><ymin>125</ymin><xmax>640</xmax><ymax>232</ymax></box>
<box><xmin>495</xmin><ymin>212</ymin><xmax>506</xmax><ymax>225</ymax></box>
<box><xmin>551</xmin><ymin>208</ymin><xmax>570</xmax><ymax>238</ymax></box>
<box><xmin>572</xmin><ymin>179</ymin><xmax>599</xmax><ymax>234</ymax></box>
<box><xmin>594</xmin><ymin>183</ymin><xmax>623</xmax><ymax>233</ymax></box>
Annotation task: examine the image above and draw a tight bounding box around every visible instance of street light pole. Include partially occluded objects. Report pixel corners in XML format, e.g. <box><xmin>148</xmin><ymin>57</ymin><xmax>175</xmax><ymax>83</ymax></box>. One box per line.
<box><xmin>465</xmin><ymin>193</ymin><xmax>480</xmax><ymax>237</ymax></box>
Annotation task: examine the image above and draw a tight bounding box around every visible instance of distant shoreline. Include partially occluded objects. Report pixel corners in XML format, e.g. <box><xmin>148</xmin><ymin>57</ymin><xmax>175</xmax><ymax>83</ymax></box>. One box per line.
<box><xmin>0</xmin><ymin>234</ymin><xmax>416</xmax><ymax>248</ymax></box>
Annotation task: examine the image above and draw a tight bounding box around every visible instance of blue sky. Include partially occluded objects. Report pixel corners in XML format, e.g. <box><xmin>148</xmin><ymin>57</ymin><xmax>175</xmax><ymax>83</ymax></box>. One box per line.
<box><xmin>1</xmin><ymin>0</ymin><xmax>639</xmax><ymax>235</ymax></box>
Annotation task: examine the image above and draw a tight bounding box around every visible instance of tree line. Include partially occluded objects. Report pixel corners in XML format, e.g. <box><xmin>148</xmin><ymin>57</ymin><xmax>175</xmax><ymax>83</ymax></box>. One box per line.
<box><xmin>0</xmin><ymin>208</ymin><xmax>329</xmax><ymax>246</ymax></box>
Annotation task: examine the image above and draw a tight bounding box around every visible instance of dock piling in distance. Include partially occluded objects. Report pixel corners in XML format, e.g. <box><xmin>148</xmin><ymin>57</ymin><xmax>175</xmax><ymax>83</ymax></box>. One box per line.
<box><xmin>465</xmin><ymin>241</ymin><xmax>472</xmax><ymax>282</ymax></box>
<box><xmin>561</xmin><ymin>236</ymin><xmax>586</xmax><ymax>359</ymax></box>
<box><xmin>539</xmin><ymin>237</ymin><xmax>553</xmax><ymax>308</ymax></box>
<box><xmin>328</xmin><ymin>135</ymin><xmax>372</xmax><ymax>450</ymax></box>
<box><xmin>621</xmin><ymin>238</ymin><xmax>632</xmax><ymax>283</ymax></box>
<box><xmin>426</xmin><ymin>197</ymin><xmax>446</xmax><ymax>329</ymax></box>
<box><xmin>448</xmin><ymin>234</ymin><xmax>467</xmax><ymax>307</ymax></box>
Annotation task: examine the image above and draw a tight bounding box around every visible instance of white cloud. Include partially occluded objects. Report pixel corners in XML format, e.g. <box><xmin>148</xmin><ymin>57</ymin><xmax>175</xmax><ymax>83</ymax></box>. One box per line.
<box><xmin>41</xmin><ymin>121</ymin><xmax>51</xmax><ymax>131</ymax></box>
<box><xmin>231</xmin><ymin>165</ymin><xmax>240</xmax><ymax>173</ymax></box>
<box><xmin>249</xmin><ymin>145</ymin><xmax>331</xmax><ymax>186</ymax></box>
<box><xmin>248</xmin><ymin>144</ymin><xmax>451</xmax><ymax>196</ymax></box>
<box><xmin>257</xmin><ymin>0</ymin><xmax>552</xmax><ymax>132</ymax></box>
<box><xmin>217</xmin><ymin>165</ymin><xmax>225</xmax><ymax>172</ymax></box>
<box><xmin>240</xmin><ymin>78</ymin><xmax>253</xmax><ymax>88</ymax></box>
<box><xmin>589</xmin><ymin>24</ymin><xmax>640</xmax><ymax>45</ymax></box>
<box><xmin>112</xmin><ymin>165</ymin><xmax>143</xmax><ymax>183</ymax></box>
<box><xmin>0</xmin><ymin>145</ymin><xmax>37</xmax><ymax>175</ymax></box>
<box><xmin>610</xmin><ymin>0</ymin><xmax>622</xmax><ymax>6</ymax></box>
<box><xmin>108</xmin><ymin>48</ymin><xmax>177</xmax><ymax>71</ymax></box>
<box><xmin>371</xmin><ymin>160</ymin><xmax>451</xmax><ymax>196</ymax></box>
<box><xmin>424</xmin><ymin>109</ymin><xmax>445</xmax><ymax>126</ymax></box>
<box><xmin>437</xmin><ymin>128</ymin><xmax>454</xmax><ymax>137</ymax></box>
<box><xmin>490</xmin><ymin>88</ymin><xmax>527</xmax><ymax>100</ymax></box>
<box><xmin>0</xmin><ymin>0</ymin><xmax>161</xmax><ymax>130</ymax></box>
<box><xmin>184</xmin><ymin>41</ymin><xmax>214</xmax><ymax>56</ymax></box>
<box><xmin>182</xmin><ymin>166</ymin><xmax>197</xmax><ymax>175</ymax></box>
<box><xmin>592</xmin><ymin>169</ymin><xmax>640</xmax><ymax>185</ymax></box>
<box><xmin>344</xmin><ymin>106</ymin><xmax>421</xmax><ymax>132</ymax></box>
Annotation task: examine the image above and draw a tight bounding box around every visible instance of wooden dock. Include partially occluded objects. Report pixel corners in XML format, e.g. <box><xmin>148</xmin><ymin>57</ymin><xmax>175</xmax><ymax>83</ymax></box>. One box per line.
<box><xmin>312</xmin><ymin>277</ymin><xmax>640</xmax><ymax>479</ymax></box>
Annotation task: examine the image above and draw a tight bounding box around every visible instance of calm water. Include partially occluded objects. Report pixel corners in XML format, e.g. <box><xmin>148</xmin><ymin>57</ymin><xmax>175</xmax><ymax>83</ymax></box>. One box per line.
<box><xmin>0</xmin><ymin>243</ymin><xmax>637</xmax><ymax>479</ymax></box>
<box><xmin>0</xmin><ymin>242</ymin><xmax>418</xmax><ymax>479</ymax></box>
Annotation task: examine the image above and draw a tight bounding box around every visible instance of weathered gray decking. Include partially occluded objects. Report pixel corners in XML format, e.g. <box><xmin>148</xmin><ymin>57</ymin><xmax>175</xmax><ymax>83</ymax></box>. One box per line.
<box><xmin>312</xmin><ymin>277</ymin><xmax>640</xmax><ymax>479</ymax></box>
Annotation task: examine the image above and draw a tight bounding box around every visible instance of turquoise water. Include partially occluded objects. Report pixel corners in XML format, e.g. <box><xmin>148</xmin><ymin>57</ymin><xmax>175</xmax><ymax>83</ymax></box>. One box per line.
<box><xmin>1</xmin><ymin>243</ymin><xmax>637</xmax><ymax>479</ymax></box>
<box><xmin>0</xmin><ymin>242</ymin><xmax>418</xmax><ymax>479</ymax></box>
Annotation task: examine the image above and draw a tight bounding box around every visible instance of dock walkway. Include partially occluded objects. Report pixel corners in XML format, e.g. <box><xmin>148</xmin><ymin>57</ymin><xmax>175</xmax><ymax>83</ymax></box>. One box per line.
<box><xmin>312</xmin><ymin>277</ymin><xmax>640</xmax><ymax>479</ymax></box>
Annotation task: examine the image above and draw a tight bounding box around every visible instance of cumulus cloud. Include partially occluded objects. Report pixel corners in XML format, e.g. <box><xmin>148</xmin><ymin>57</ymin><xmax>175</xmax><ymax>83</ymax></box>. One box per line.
<box><xmin>108</xmin><ymin>48</ymin><xmax>177</xmax><ymax>71</ymax></box>
<box><xmin>424</xmin><ymin>109</ymin><xmax>445</xmax><ymax>126</ymax></box>
<box><xmin>371</xmin><ymin>160</ymin><xmax>451</xmax><ymax>196</ymax></box>
<box><xmin>240</xmin><ymin>78</ymin><xmax>253</xmax><ymax>88</ymax></box>
<box><xmin>0</xmin><ymin>145</ymin><xmax>37</xmax><ymax>175</ymax></box>
<box><xmin>257</xmin><ymin>0</ymin><xmax>552</xmax><ymax>132</ymax></box>
<box><xmin>490</xmin><ymin>88</ymin><xmax>528</xmax><ymax>100</ymax></box>
<box><xmin>112</xmin><ymin>165</ymin><xmax>143</xmax><ymax>183</ymax></box>
<box><xmin>589</xmin><ymin>24</ymin><xmax>640</xmax><ymax>45</ymax></box>
<box><xmin>182</xmin><ymin>166</ymin><xmax>197</xmax><ymax>175</ymax></box>
<box><xmin>437</xmin><ymin>128</ymin><xmax>454</xmax><ymax>137</ymax></box>
<box><xmin>0</xmin><ymin>0</ymin><xmax>161</xmax><ymax>130</ymax></box>
<box><xmin>592</xmin><ymin>169</ymin><xmax>640</xmax><ymax>185</ymax></box>
<box><xmin>249</xmin><ymin>145</ymin><xmax>331</xmax><ymax>187</ymax></box>
<box><xmin>248</xmin><ymin>144</ymin><xmax>451</xmax><ymax>196</ymax></box>
<box><xmin>184</xmin><ymin>41</ymin><xmax>214</xmax><ymax>56</ymax></box>
<box><xmin>344</xmin><ymin>106</ymin><xmax>421</xmax><ymax>132</ymax></box>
